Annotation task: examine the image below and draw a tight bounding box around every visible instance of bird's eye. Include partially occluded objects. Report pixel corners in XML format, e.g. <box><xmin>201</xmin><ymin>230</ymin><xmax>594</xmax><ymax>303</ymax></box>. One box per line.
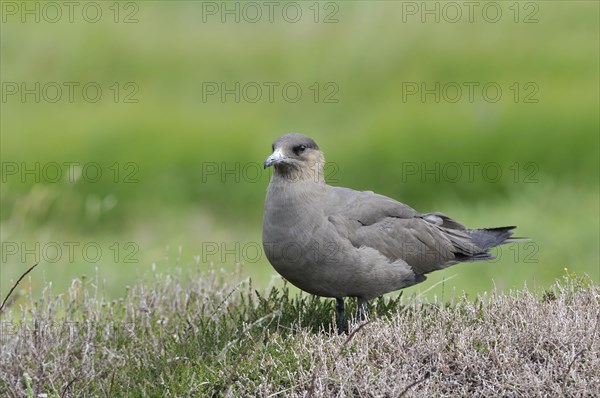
<box><xmin>294</xmin><ymin>145</ymin><xmax>307</xmax><ymax>154</ymax></box>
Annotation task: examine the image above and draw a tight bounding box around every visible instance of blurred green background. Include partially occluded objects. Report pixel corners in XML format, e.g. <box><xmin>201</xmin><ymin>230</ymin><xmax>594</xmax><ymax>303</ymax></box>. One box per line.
<box><xmin>1</xmin><ymin>1</ymin><xmax>598</xmax><ymax>303</ymax></box>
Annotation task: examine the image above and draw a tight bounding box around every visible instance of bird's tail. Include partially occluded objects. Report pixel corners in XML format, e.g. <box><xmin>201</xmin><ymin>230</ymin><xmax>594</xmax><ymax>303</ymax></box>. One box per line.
<box><xmin>453</xmin><ymin>226</ymin><xmax>528</xmax><ymax>262</ymax></box>
<box><xmin>468</xmin><ymin>226</ymin><xmax>528</xmax><ymax>251</ymax></box>
<box><xmin>444</xmin><ymin>226</ymin><xmax>528</xmax><ymax>264</ymax></box>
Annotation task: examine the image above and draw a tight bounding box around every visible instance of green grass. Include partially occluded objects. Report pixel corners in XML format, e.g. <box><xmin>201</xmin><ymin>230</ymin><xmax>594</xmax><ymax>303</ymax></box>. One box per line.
<box><xmin>1</xmin><ymin>2</ymin><xmax>599</xmax><ymax>303</ymax></box>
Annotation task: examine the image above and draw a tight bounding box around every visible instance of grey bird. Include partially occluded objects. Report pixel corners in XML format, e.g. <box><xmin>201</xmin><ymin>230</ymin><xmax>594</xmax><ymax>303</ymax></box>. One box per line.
<box><xmin>262</xmin><ymin>133</ymin><xmax>520</xmax><ymax>332</ymax></box>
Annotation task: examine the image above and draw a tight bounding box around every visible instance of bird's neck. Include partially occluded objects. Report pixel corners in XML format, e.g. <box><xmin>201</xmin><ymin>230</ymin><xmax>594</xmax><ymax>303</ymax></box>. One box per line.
<box><xmin>273</xmin><ymin>161</ymin><xmax>326</xmax><ymax>184</ymax></box>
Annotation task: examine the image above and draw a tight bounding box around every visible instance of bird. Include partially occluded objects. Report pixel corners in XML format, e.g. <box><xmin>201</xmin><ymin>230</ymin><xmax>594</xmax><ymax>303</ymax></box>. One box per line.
<box><xmin>262</xmin><ymin>133</ymin><xmax>521</xmax><ymax>333</ymax></box>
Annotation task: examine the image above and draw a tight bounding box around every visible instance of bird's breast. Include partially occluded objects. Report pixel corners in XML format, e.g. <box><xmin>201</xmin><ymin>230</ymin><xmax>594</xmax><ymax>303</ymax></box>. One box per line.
<box><xmin>262</xmin><ymin>181</ymin><xmax>336</xmax><ymax>272</ymax></box>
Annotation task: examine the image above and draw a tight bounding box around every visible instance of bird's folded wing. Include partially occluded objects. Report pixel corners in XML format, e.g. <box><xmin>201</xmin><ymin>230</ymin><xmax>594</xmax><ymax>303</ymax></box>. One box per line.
<box><xmin>326</xmin><ymin>186</ymin><xmax>418</xmax><ymax>224</ymax></box>
<box><xmin>352</xmin><ymin>218</ymin><xmax>482</xmax><ymax>274</ymax></box>
<box><xmin>325</xmin><ymin>186</ymin><xmax>480</xmax><ymax>274</ymax></box>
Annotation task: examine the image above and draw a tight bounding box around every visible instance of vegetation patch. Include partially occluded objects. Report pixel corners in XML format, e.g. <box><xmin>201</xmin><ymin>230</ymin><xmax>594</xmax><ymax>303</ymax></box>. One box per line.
<box><xmin>1</xmin><ymin>267</ymin><xmax>598</xmax><ymax>397</ymax></box>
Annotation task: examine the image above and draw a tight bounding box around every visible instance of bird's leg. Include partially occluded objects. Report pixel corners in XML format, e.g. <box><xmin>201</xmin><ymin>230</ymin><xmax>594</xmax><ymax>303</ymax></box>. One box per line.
<box><xmin>356</xmin><ymin>298</ymin><xmax>369</xmax><ymax>321</ymax></box>
<box><xmin>335</xmin><ymin>298</ymin><xmax>348</xmax><ymax>334</ymax></box>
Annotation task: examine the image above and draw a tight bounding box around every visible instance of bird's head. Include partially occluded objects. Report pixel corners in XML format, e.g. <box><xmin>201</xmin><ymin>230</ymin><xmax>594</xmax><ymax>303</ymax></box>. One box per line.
<box><xmin>264</xmin><ymin>133</ymin><xmax>325</xmax><ymax>183</ymax></box>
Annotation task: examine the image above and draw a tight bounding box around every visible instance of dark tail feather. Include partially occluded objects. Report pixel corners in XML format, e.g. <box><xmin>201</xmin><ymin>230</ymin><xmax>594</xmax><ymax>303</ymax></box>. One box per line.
<box><xmin>448</xmin><ymin>226</ymin><xmax>527</xmax><ymax>264</ymax></box>
<box><xmin>468</xmin><ymin>226</ymin><xmax>518</xmax><ymax>251</ymax></box>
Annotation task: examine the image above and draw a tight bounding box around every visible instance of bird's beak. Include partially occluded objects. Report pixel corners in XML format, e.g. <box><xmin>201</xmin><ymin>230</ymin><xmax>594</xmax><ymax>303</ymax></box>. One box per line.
<box><xmin>264</xmin><ymin>148</ymin><xmax>287</xmax><ymax>168</ymax></box>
